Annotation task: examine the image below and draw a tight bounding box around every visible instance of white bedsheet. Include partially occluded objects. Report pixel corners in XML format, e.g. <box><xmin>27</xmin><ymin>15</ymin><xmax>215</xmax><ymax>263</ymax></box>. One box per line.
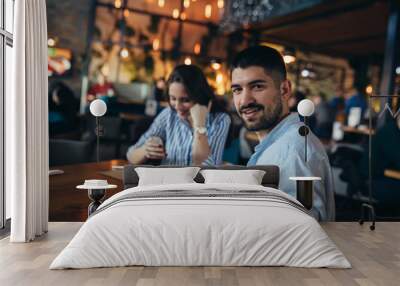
<box><xmin>50</xmin><ymin>183</ymin><xmax>350</xmax><ymax>269</ymax></box>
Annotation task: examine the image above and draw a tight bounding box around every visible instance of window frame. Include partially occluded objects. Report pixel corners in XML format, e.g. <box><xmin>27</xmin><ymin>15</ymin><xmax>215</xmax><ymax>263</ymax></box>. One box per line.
<box><xmin>0</xmin><ymin>0</ymin><xmax>14</xmax><ymax>230</ymax></box>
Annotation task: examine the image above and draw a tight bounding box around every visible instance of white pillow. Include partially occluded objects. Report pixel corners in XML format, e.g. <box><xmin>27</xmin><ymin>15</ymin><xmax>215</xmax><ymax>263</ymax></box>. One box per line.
<box><xmin>135</xmin><ymin>167</ymin><xmax>200</xmax><ymax>186</ymax></box>
<box><xmin>200</xmin><ymin>169</ymin><xmax>266</xmax><ymax>185</ymax></box>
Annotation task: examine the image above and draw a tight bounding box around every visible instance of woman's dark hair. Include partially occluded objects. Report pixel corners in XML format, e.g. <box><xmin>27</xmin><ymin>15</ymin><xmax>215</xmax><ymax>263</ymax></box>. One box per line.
<box><xmin>166</xmin><ymin>64</ymin><xmax>225</xmax><ymax>114</ymax></box>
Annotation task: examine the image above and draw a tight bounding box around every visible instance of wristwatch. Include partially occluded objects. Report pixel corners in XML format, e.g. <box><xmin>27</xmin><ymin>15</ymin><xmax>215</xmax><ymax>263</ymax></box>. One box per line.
<box><xmin>194</xmin><ymin>126</ymin><xmax>207</xmax><ymax>135</ymax></box>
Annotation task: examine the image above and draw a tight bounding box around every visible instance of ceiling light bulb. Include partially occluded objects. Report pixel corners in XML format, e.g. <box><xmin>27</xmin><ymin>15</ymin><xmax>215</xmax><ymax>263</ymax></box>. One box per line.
<box><xmin>120</xmin><ymin>48</ymin><xmax>129</xmax><ymax>58</ymax></box>
<box><xmin>211</xmin><ymin>62</ymin><xmax>221</xmax><ymax>70</ymax></box>
<box><xmin>216</xmin><ymin>73</ymin><xmax>223</xmax><ymax>84</ymax></box>
<box><xmin>217</xmin><ymin>0</ymin><xmax>224</xmax><ymax>9</ymax></box>
<box><xmin>283</xmin><ymin>54</ymin><xmax>296</xmax><ymax>64</ymax></box>
<box><xmin>114</xmin><ymin>0</ymin><xmax>122</xmax><ymax>9</ymax></box>
<box><xmin>366</xmin><ymin>85</ymin><xmax>373</xmax><ymax>94</ymax></box>
<box><xmin>47</xmin><ymin>38</ymin><xmax>56</xmax><ymax>47</ymax></box>
<box><xmin>301</xmin><ymin>69</ymin><xmax>310</xmax><ymax>78</ymax></box>
<box><xmin>184</xmin><ymin>0</ymin><xmax>190</xmax><ymax>8</ymax></box>
<box><xmin>158</xmin><ymin>0</ymin><xmax>165</xmax><ymax>7</ymax></box>
<box><xmin>194</xmin><ymin>43</ymin><xmax>201</xmax><ymax>55</ymax></box>
<box><xmin>184</xmin><ymin>57</ymin><xmax>192</xmax><ymax>65</ymax></box>
<box><xmin>123</xmin><ymin>9</ymin><xmax>130</xmax><ymax>18</ymax></box>
<box><xmin>152</xmin><ymin>38</ymin><xmax>160</xmax><ymax>51</ymax></box>
<box><xmin>180</xmin><ymin>12</ymin><xmax>187</xmax><ymax>21</ymax></box>
<box><xmin>205</xmin><ymin>4</ymin><xmax>212</xmax><ymax>18</ymax></box>
<box><xmin>172</xmin><ymin>9</ymin><xmax>180</xmax><ymax>19</ymax></box>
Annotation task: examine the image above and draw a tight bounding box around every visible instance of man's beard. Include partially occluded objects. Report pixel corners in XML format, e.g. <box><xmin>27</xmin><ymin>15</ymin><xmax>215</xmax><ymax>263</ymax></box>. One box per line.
<box><xmin>239</xmin><ymin>98</ymin><xmax>283</xmax><ymax>132</ymax></box>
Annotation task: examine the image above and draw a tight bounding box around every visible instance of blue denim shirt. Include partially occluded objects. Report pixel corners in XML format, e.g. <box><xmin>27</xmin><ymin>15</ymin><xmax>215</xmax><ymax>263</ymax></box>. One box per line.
<box><xmin>248</xmin><ymin>113</ymin><xmax>335</xmax><ymax>221</ymax></box>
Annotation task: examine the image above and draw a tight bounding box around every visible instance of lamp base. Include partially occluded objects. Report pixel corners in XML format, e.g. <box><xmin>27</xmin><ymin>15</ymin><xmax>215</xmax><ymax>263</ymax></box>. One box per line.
<box><xmin>359</xmin><ymin>203</ymin><xmax>376</xmax><ymax>231</ymax></box>
<box><xmin>87</xmin><ymin>188</ymin><xmax>106</xmax><ymax>216</ymax></box>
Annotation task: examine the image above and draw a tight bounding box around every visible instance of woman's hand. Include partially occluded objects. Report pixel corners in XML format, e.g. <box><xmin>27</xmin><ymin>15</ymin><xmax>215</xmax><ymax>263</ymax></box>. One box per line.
<box><xmin>144</xmin><ymin>137</ymin><xmax>166</xmax><ymax>160</ymax></box>
<box><xmin>190</xmin><ymin>102</ymin><xmax>211</xmax><ymax>127</ymax></box>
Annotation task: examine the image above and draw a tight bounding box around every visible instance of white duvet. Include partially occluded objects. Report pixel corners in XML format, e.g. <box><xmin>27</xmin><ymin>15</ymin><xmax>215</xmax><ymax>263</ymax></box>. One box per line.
<box><xmin>50</xmin><ymin>183</ymin><xmax>351</xmax><ymax>269</ymax></box>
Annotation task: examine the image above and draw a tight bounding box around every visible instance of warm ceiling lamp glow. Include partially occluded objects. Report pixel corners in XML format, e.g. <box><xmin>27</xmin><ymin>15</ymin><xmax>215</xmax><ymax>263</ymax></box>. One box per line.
<box><xmin>180</xmin><ymin>12</ymin><xmax>187</xmax><ymax>20</ymax></box>
<box><xmin>205</xmin><ymin>4</ymin><xmax>212</xmax><ymax>18</ymax></box>
<box><xmin>158</xmin><ymin>0</ymin><xmax>165</xmax><ymax>8</ymax></box>
<box><xmin>114</xmin><ymin>0</ymin><xmax>122</xmax><ymax>9</ymax></box>
<box><xmin>123</xmin><ymin>9</ymin><xmax>130</xmax><ymax>18</ymax></box>
<box><xmin>172</xmin><ymin>9</ymin><xmax>180</xmax><ymax>19</ymax></box>
<box><xmin>194</xmin><ymin>43</ymin><xmax>201</xmax><ymax>55</ymax></box>
<box><xmin>216</xmin><ymin>72</ymin><xmax>223</xmax><ymax>84</ymax></box>
<box><xmin>283</xmin><ymin>54</ymin><xmax>296</xmax><ymax>64</ymax></box>
<box><xmin>217</xmin><ymin>0</ymin><xmax>224</xmax><ymax>9</ymax></box>
<box><xmin>47</xmin><ymin>38</ymin><xmax>56</xmax><ymax>47</ymax></box>
<box><xmin>152</xmin><ymin>38</ymin><xmax>160</xmax><ymax>51</ymax></box>
<box><xmin>184</xmin><ymin>0</ymin><xmax>190</xmax><ymax>8</ymax></box>
<box><xmin>184</xmin><ymin>57</ymin><xmax>192</xmax><ymax>65</ymax></box>
<box><xmin>120</xmin><ymin>48</ymin><xmax>129</xmax><ymax>58</ymax></box>
<box><xmin>366</xmin><ymin>85</ymin><xmax>373</xmax><ymax>95</ymax></box>
<box><xmin>211</xmin><ymin>62</ymin><xmax>221</xmax><ymax>71</ymax></box>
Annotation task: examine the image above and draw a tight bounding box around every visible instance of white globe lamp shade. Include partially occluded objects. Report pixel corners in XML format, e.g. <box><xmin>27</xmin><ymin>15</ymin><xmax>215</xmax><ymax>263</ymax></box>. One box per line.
<box><xmin>297</xmin><ymin>99</ymin><xmax>315</xmax><ymax>117</ymax></box>
<box><xmin>90</xmin><ymin>99</ymin><xmax>107</xmax><ymax>117</ymax></box>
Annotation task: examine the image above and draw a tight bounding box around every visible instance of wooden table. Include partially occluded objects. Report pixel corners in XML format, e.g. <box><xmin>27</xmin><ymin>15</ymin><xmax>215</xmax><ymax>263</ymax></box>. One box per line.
<box><xmin>49</xmin><ymin>160</ymin><xmax>127</xmax><ymax>222</ymax></box>
<box><xmin>1</xmin><ymin>222</ymin><xmax>400</xmax><ymax>285</ymax></box>
<box><xmin>384</xmin><ymin>169</ymin><xmax>400</xmax><ymax>180</ymax></box>
<box><xmin>342</xmin><ymin>125</ymin><xmax>375</xmax><ymax>136</ymax></box>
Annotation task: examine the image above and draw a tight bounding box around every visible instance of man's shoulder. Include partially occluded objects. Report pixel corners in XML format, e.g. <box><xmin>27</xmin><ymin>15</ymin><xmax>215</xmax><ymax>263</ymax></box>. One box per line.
<box><xmin>262</xmin><ymin>126</ymin><xmax>327</xmax><ymax>159</ymax></box>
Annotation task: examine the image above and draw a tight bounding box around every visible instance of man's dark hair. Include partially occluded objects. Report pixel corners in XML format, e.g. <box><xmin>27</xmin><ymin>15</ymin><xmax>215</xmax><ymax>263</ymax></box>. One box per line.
<box><xmin>231</xmin><ymin>45</ymin><xmax>287</xmax><ymax>86</ymax></box>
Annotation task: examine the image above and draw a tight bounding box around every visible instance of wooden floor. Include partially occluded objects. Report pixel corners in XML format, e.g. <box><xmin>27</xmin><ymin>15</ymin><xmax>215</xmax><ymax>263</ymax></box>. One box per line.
<box><xmin>0</xmin><ymin>222</ymin><xmax>399</xmax><ymax>286</ymax></box>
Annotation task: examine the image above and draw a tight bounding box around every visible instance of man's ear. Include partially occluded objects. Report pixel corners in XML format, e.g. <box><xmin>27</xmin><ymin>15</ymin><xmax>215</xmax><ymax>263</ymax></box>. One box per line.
<box><xmin>280</xmin><ymin>80</ymin><xmax>292</xmax><ymax>100</ymax></box>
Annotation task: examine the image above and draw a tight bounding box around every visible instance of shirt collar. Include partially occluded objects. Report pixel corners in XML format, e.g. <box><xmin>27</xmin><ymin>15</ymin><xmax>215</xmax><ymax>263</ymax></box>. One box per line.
<box><xmin>248</xmin><ymin>113</ymin><xmax>300</xmax><ymax>165</ymax></box>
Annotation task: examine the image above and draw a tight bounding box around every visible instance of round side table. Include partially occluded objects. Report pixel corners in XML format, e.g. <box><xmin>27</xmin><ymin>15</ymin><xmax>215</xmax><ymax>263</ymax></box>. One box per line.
<box><xmin>77</xmin><ymin>180</ymin><xmax>117</xmax><ymax>216</ymax></box>
<box><xmin>289</xmin><ymin>177</ymin><xmax>321</xmax><ymax>210</ymax></box>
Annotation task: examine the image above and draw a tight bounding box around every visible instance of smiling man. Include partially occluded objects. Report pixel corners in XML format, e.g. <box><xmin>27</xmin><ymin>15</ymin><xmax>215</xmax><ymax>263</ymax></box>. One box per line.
<box><xmin>231</xmin><ymin>45</ymin><xmax>335</xmax><ymax>221</ymax></box>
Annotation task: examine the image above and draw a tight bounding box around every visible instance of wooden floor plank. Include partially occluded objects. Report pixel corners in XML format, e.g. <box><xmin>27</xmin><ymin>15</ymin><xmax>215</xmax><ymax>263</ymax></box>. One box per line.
<box><xmin>0</xmin><ymin>222</ymin><xmax>399</xmax><ymax>286</ymax></box>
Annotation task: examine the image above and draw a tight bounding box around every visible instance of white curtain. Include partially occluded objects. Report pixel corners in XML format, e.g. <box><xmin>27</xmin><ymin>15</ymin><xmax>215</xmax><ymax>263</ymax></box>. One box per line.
<box><xmin>6</xmin><ymin>0</ymin><xmax>48</xmax><ymax>242</ymax></box>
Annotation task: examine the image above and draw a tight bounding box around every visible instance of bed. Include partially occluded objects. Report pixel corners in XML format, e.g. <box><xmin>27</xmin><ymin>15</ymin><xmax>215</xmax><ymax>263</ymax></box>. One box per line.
<box><xmin>50</xmin><ymin>165</ymin><xmax>350</xmax><ymax>269</ymax></box>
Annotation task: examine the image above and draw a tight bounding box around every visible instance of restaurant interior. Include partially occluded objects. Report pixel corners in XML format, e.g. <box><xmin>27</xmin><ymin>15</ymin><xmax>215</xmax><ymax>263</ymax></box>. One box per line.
<box><xmin>44</xmin><ymin>0</ymin><xmax>400</xmax><ymax>222</ymax></box>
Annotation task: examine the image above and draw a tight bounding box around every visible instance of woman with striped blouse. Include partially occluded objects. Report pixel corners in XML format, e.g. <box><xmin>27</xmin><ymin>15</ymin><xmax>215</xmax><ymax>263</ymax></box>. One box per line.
<box><xmin>127</xmin><ymin>65</ymin><xmax>231</xmax><ymax>166</ymax></box>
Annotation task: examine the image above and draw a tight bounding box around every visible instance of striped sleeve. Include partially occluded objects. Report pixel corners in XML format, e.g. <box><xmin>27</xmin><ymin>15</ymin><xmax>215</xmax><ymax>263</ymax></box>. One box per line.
<box><xmin>202</xmin><ymin>113</ymin><xmax>231</xmax><ymax>165</ymax></box>
<box><xmin>127</xmin><ymin>108</ymin><xmax>169</xmax><ymax>153</ymax></box>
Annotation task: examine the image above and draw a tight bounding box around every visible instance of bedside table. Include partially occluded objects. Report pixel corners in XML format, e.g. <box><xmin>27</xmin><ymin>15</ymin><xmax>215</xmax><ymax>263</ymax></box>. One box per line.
<box><xmin>289</xmin><ymin>176</ymin><xmax>321</xmax><ymax>210</ymax></box>
<box><xmin>77</xmin><ymin>180</ymin><xmax>117</xmax><ymax>216</ymax></box>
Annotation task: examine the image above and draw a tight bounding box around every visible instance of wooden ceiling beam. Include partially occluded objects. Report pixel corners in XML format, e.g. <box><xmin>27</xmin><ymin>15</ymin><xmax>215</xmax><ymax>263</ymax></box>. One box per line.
<box><xmin>96</xmin><ymin>1</ymin><xmax>217</xmax><ymax>28</ymax></box>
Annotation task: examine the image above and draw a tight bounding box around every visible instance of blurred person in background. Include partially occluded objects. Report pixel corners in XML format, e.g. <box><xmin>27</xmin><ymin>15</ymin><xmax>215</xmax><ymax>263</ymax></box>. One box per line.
<box><xmin>329</xmin><ymin>88</ymin><xmax>346</xmax><ymax>123</ymax></box>
<box><xmin>345</xmin><ymin>82</ymin><xmax>367</xmax><ymax>118</ymax></box>
<box><xmin>311</xmin><ymin>92</ymin><xmax>335</xmax><ymax>140</ymax></box>
<box><xmin>127</xmin><ymin>64</ymin><xmax>231</xmax><ymax>166</ymax></box>
<box><xmin>49</xmin><ymin>81</ymin><xmax>80</xmax><ymax>136</ymax></box>
<box><xmin>152</xmin><ymin>77</ymin><xmax>166</xmax><ymax>102</ymax></box>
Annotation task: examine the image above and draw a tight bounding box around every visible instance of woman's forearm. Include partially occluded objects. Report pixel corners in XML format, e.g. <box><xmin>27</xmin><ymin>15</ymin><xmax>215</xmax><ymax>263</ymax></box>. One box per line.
<box><xmin>192</xmin><ymin>133</ymin><xmax>211</xmax><ymax>165</ymax></box>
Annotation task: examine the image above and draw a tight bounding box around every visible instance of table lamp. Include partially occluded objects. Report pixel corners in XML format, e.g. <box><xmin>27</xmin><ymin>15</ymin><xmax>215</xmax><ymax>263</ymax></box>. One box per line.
<box><xmin>89</xmin><ymin>99</ymin><xmax>107</xmax><ymax>162</ymax></box>
<box><xmin>289</xmin><ymin>99</ymin><xmax>320</xmax><ymax>210</ymax></box>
